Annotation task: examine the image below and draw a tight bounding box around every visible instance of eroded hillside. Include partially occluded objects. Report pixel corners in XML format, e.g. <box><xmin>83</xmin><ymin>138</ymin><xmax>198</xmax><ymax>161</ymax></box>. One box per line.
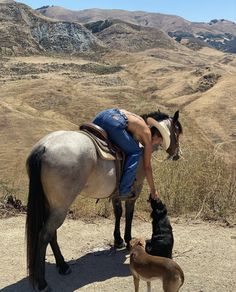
<box><xmin>0</xmin><ymin>1</ymin><xmax>104</xmax><ymax>56</ymax></box>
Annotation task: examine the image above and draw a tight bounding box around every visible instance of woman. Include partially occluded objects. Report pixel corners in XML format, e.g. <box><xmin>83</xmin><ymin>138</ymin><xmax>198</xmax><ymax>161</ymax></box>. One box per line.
<box><xmin>92</xmin><ymin>108</ymin><xmax>170</xmax><ymax>200</ymax></box>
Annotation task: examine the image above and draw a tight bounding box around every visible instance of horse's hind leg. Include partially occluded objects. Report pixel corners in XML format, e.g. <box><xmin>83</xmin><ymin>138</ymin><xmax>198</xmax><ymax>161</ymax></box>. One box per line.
<box><xmin>112</xmin><ymin>198</ymin><xmax>125</xmax><ymax>248</ymax></box>
<box><xmin>36</xmin><ymin>227</ymin><xmax>51</xmax><ymax>290</ymax></box>
<box><xmin>50</xmin><ymin>231</ymin><xmax>71</xmax><ymax>275</ymax></box>
<box><xmin>36</xmin><ymin>210</ymin><xmax>67</xmax><ymax>290</ymax></box>
<box><xmin>124</xmin><ymin>200</ymin><xmax>135</xmax><ymax>249</ymax></box>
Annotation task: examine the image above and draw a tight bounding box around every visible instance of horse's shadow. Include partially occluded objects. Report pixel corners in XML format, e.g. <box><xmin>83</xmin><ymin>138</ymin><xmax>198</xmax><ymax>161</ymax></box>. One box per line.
<box><xmin>1</xmin><ymin>248</ymin><xmax>131</xmax><ymax>292</ymax></box>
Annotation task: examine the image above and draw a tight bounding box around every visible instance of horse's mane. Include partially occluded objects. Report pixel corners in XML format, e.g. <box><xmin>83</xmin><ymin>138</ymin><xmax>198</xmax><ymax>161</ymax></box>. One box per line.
<box><xmin>141</xmin><ymin>110</ymin><xmax>183</xmax><ymax>134</ymax></box>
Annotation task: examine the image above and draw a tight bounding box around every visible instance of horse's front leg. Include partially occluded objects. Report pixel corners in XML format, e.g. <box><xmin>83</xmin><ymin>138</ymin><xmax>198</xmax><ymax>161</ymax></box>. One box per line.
<box><xmin>124</xmin><ymin>200</ymin><xmax>136</xmax><ymax>249</ymax></box>
<box><xmin>112</xmin><ymin>198</ymin><xmax>125</xmax><ymax>248</ymax></box>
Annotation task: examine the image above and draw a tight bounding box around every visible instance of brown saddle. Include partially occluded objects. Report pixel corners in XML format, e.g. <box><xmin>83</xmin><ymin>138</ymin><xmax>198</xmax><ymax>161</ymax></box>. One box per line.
<box><xmin>79</xmin><ymin>123</ymin><xmax>125</xmax><ymax>195</ymax></box>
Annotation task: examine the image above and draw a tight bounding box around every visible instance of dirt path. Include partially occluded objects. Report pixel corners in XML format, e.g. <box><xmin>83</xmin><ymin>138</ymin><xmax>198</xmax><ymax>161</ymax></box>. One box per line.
<box><xmin>0</xmin><ymin>215</ymin><xmax>235</xmax><ymax>292</ymax></box>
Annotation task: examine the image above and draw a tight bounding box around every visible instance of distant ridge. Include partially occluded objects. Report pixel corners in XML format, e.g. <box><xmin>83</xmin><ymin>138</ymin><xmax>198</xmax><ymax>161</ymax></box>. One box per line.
<box><xmin>0</xmin><ymin>1</ymin><xmax>185</xmax><ymax>56</ymax></box>
<box><xmin>37</xmin><ymin>6</ymin><xmax>236</xmax><ymax>53</ymax></box>
<box><xmin>0</xmin><ymin>0</ymin><xmax>14</xmax><ymax>3</ymax></box>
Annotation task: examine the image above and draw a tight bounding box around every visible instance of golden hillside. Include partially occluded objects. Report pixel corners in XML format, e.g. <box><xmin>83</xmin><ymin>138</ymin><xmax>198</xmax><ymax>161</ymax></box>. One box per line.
<box><xmin>0</xmin><ymin>46</ymin><xmax>235</xmax><ymax>199</ymax></box>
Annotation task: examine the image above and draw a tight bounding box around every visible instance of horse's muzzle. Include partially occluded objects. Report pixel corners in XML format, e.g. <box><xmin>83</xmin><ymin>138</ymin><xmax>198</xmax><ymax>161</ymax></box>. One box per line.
<box><xmin>167</xmin><ymin>148</ymin><xmax>182</xmax><ymax>161</ymax></box>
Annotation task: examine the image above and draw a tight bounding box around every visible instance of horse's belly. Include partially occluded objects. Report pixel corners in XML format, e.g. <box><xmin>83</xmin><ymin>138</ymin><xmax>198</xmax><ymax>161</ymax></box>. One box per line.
<box><xmin>81</xmin><ymin>158</ymin><xmax>116</xmax><ymax>199</ymax></box>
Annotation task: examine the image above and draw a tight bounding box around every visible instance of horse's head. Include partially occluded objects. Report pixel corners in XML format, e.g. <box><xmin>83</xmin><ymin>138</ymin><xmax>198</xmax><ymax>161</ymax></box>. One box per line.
<box><xmin>165</xmin><ymin>110</ymin><xmax>183</xmax><ymax>160</ymax></box>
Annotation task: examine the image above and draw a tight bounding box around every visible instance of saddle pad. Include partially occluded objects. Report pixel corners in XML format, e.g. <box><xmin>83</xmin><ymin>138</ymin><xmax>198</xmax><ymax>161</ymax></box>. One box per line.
<box><xmin>79</xmin><ymin>131</ymin><xmax>116</xmax><ymax>161</ymax></box>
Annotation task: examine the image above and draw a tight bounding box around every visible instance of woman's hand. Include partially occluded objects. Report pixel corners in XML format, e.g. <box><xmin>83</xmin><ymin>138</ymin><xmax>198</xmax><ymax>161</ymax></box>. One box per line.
<box><xmin>151</xmin><ymin>190</ymin><xmax>159</xmax><ymax>200</ymax></box>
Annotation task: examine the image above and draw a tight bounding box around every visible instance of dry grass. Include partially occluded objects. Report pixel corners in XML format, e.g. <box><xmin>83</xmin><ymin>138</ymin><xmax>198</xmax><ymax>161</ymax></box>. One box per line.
<box><xmin>0</xmin><ymin>47</ymin><xmax>235</xmax><ymax>221</ymax></box>
<box><xmin>153</xmin><ymin>148</ymin><xmax>236</xmax><ymax>221</ymax></box>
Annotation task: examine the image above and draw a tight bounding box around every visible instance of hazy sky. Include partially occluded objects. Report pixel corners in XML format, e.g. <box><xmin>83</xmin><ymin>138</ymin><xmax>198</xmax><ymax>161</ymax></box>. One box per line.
<box><xmin>17</xmin><ymin>0</ymin><xmax>236</xmax><ymax>23</ymax></box>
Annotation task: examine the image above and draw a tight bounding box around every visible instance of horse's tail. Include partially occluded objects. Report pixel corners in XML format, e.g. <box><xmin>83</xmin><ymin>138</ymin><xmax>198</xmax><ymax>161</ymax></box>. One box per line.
<box><xmin>25</xmin><ymin>145</ymin><xmax>46</xmax><ymax>286</ymax></box>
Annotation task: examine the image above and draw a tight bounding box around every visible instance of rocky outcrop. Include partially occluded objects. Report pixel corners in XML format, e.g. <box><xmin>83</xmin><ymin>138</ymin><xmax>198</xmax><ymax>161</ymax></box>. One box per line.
<box><xmin>0</xmin><ymin>1</ymin><xmax>104</xmax><ymax>56</ymax></box>
<box><xmin>30</xmin><ymin>21</ymin><xmax>102</xmax><ymax>53</ymax></box>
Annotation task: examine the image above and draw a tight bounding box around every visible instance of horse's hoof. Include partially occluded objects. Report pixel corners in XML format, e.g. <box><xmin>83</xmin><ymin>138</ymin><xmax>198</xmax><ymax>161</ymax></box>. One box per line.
<box><xmin>114</xmin><ymin>241</ymin><xmax>126</xmax><ymax>250</ymax></box>
<box><xmin>58</xmin><ymin>264</ymin><xmax>72</xmax><ymax>275</ymax></box>
<box><xmin>126</xmin><ymin>242</ymin><xmax>131</xmax><ymax>250</ymax></box>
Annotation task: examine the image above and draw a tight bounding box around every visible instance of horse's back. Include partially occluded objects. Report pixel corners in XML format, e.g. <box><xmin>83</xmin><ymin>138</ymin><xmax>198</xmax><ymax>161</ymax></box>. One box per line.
<box><xmin>29</xmin><ymin>130</ymin><xmax>97</xmax><ymax>178</ymax></box>
<box><xmin>31</xmin><ymin>131</ymin><xmax>95</xmax><ymax>157</ymax></box>
<box><xmin>28</xmin><ymin>131</ymin><xmax>116</xmax><ymax>207</ymax></box>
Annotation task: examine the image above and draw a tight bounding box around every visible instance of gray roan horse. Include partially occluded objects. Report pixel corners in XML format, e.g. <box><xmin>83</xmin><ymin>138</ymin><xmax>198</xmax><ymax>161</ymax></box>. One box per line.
<box><xmin>26</xmin><ymin>110</ymin><xmax>182</xmax><ymax>290</ymax></box>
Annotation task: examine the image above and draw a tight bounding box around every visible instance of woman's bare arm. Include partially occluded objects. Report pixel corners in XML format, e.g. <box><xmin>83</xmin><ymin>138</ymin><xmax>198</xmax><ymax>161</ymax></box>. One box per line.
<box><xmin>140</xmin><ymin>129</ymin><xmax>159</xmax><ymax>199</ymax></box>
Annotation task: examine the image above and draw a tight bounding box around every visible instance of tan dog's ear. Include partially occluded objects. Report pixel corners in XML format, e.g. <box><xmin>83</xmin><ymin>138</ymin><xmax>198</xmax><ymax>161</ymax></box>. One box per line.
<box><xmin>129</xmin><ymin>238</ymin><xmax>137</xmax><ymax>248</ymax></box>
<box><xmin>130</xmin><ymin>238</ymin><xmax>145</xmax><ymax>248</ymax></box>
<box><xmin>138</xmin><ymin>238</ymin><xmax>145</xmax><ymax>248</ymax></box>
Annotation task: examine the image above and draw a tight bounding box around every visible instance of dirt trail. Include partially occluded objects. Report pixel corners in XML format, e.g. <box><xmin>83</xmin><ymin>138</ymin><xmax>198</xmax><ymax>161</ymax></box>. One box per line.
<box><xmin>0</xmin><ymin>215</ymin><xmax>235</xmax><ymax>292</ymax></box>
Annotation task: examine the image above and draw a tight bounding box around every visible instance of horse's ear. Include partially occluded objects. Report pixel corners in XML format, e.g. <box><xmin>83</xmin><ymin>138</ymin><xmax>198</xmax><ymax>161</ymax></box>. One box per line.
<box><xmin>173</xmin><ymin>110</ymin><xmax>179</xmax><ymax>123</ymax></box>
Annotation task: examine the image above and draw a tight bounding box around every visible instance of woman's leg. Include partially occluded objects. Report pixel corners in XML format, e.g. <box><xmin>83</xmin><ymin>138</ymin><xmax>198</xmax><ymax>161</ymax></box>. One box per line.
<box><xmin>107</xmin><ymin>128</ymin><xmax>142</xmax><ymax>196</ymax></box>
<box><xmin>93</xmin><ymin>109</ymin><xmax>142</xmax><ymax>196</ymax></box>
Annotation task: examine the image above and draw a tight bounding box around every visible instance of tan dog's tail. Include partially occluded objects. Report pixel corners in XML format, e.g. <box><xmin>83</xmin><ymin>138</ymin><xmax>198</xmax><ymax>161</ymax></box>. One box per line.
<box><xmin>179</xmin><ymin>267</ymin><xmax>185</xmax><ymax>287</ymax></box>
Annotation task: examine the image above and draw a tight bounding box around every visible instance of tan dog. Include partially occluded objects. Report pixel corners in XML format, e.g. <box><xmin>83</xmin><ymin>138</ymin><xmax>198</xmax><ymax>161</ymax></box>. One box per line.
<box><xmin>129</xmin><ymin>238</ymin><xmax>184</xmax><ymax>292</ymax></box>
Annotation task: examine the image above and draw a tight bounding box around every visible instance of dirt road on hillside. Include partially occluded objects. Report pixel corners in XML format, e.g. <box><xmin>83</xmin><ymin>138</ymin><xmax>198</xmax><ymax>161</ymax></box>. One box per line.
<box><xmin>0</xmin><ymin>216</ymin><xmax>235</xmax><ymax>292</ymax></box>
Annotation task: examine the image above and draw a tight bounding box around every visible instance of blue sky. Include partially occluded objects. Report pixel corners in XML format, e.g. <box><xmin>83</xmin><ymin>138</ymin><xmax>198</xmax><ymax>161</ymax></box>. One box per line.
<box><xmin>18</xmin><ymin>0</ymin><xmax>236</xmax><ymax>23</ymax></box>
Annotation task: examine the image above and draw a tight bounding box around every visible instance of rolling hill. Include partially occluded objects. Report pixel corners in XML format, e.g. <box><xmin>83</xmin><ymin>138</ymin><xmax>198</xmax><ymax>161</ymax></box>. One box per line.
<box><xmin>84</xmin><ymin>19</ymin><xmax>183</xmax><ymax>52</ymax></box>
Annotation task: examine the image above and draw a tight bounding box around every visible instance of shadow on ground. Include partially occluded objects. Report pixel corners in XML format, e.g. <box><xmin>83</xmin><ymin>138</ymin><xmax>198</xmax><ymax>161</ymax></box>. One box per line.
<box><xmin>1</xmin><ymin>248</ymin><xmax>130</xmax><ymax>291</ymax></box>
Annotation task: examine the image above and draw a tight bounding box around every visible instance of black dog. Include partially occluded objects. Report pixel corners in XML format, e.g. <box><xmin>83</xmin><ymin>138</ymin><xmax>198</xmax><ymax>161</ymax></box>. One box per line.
<box><xmin>145</xmin><ymin>197</ymin><xmax>174</xmax><ymax>258</ymax></box>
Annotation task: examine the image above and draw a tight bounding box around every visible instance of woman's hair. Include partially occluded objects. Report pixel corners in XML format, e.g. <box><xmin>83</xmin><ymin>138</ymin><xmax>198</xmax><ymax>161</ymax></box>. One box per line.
<box><xmin>141</xmin><ymin>111</ymin><xmax>169</xmax><ymax>137</ymax></box>
<box><xmin>150</xmin><ymin>127</ymin><xmax>161</xmax><ymax>137</ymax></box>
